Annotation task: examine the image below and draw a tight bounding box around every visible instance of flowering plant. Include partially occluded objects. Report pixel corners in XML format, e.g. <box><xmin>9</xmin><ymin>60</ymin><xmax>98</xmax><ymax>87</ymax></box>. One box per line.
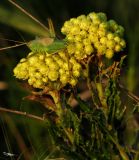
<box><xmin>1</xmin><ymin>9</ymin><xmax>139</xmax><ymax>160</ymax></box>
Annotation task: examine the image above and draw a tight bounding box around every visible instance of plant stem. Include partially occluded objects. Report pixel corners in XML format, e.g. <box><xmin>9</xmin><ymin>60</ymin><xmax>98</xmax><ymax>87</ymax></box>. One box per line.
<box><xmin>96</xmin><ymin>56</ymin><xmax>108</xmax><ymax>112</ymax></box>
<box><xmin>63</xmin><ymin>128</ymin><xmax>74</xmax><ymax>145</ymax></box>
<box><xmin>109</xmin><ymin>134</ymin><xmax>129</xmax><ymax>160</ymax></box>
<box><xmin>48</xmin><ymin>90</ymin><xmax>63</xmax><ymax>117</ymax></box>
<box><xmin>0</xmin><ymin>107</ymin><xmax>44</xmax><ymax>121</ymax></box>
<box><xmin>86</xmin><ymin>56</ymin><xmax>99</xmax><ymax>108</ymax></box>
<box><xmin>48</xmin><ymin>91</ymin><xmax>74</xmax><ymax>144</ymax></box>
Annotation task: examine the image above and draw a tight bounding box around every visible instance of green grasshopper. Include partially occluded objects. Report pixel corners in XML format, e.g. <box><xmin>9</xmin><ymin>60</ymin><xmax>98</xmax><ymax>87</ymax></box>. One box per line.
<box><xmin>0</xmin><ymin>0</ymin><xmax>67</xmax><ymax>54</ymax></box>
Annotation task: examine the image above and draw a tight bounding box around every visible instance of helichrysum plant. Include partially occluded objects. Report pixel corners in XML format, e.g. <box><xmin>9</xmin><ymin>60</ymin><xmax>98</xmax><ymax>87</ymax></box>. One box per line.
<box><xmin>14</xmin><ymin>12</ymin><xmax>126</xmax><ymax>89</ymax></box>
<box><xmin>9</xmin><ymin>11</ymin><xmax>138</xmax><ymax>160</ymax></box>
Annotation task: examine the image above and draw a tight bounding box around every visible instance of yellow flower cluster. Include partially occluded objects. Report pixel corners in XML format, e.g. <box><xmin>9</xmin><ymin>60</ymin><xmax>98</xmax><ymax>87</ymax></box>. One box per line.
<box><xmin>61</xmin><ymin>12</ymin><xmax>126</xmax><ymax>59</ymax></box>
<box><xmin>13</xmin><ymin>12</ymin><xmax>126</xmax><ymax>89</ymax></box>
<box><xmin>13</xmin><ymin>51</ymin><xmax>81</xmax><ymax>89</ymax></box>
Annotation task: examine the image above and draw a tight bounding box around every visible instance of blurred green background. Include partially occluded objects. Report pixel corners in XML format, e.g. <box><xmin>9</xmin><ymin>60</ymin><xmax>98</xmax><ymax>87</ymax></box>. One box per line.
<box><xmin>0</xmin><ymin>0</ymin><xmax>139</xmax><ymax>159</ymax></box>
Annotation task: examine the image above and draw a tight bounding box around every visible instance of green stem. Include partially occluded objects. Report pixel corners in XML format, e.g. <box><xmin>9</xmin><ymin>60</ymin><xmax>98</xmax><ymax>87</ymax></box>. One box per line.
<box><xmin>96</xmin><ymin>82</ymin><xmax>107</xmax><ymax>109</ymax></box>
<box><xmin>86</xmin><ymin>56</ymin><xmax>99</xmax><ymax>108</ymax></box>
<box><xmin>63</xmin><ymin>128</ymin><xmax>74</xmax><ymax>145</ymax></box>
<box><xmin>95</xmin><ymin>81</ymin><xmax>108</xmax><ymax>117</ymax></box>
<box><xmin>96</xmin><ymin>56</ymin><xmax>108</xmax><ymax>112</ymax></box>
<box><xmin>48</xmin><ymin>90</ymin><xmax>75</xmax><ymax>145</ymax></box>
<box><xmin>49</xmin><ymin>90</ymin><xmax>63</xmax><ymax>118</ymax></box>
<box><xmin>109</xmin><ymin>135</ymin><xmax>129</xmax><ymax>160</ymax></box>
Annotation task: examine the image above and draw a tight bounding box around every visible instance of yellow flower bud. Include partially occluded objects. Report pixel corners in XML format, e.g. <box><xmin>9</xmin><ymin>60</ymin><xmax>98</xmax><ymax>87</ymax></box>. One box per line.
<box><xmin>48</xmin><ymin>70</ymin><xmax>59</xmax><ymax>81</ymax></box>
<box><xmin>97</xmin><ymin>29</ymin><xmax>106</xmax><ymax>37</ymax></box>
<box><xmin>98</xmin><ymin>45</ymin><xmax>106</xmax><ymax>54</ymax></box>
<box><xmin>63</xmin><ymin>21</ymin><xmax>72</xmax><ymax>29</ymax></box>
<box><xmin>33</xmin><ymin>80</ymin><xmax>44</xmax><ymax>88</ymax></box>
<box><xmin>39</xmin><ymin>65</ymin><xmax>49</xmax><ymax>74</ymax></box>
<box><xmin>84</xmin><ymin>45</ymin><xmax>94</xmax><ymax>55</ymax></box>
<box><xmin>14</xmin><ymin>62</ymin><xmax>29</xmax><ymax>79</ymax></box>
<box><xmin>71</xmin><ymin>18</ymin><xmax>79</xmax><ymax>25</ymax></box>
<box><xmin>66</xmin><ymin>35</ymin><xmax>74</xmax><ymax>41</ymax></box>
<box><xmin>73</xmin><ymin>63</ymin><xmax>81</xmax><ymax>70</ymax></box>
<box><xmin>105</xmin><ymin>49</ymin><xmax>114</xmax><ymax>59</ymax></box>
<box><xmin>58</xmin><ymin>51</ymin><xmax>67</xmax><ymax>60</ymax></box>
<box><xmin>65</xmin><ymin>70</ymin><xmax>70</xmax><ymax>77</ymax></box>
<box><xmin>42</xmin><ymin>77</ymin><xmax>48</xmax><ymax>83</ymax></box>
<box><xmin>70</xmin><ymin>26</ymin><xmax>80</xmax><ymax>35</ymax></box>
<box><xmin>73</xmin><ymin>70</ymin><xmax>80</xmax><ymax>77</ymax></box>
<box><xmin>20</xmin><ymin>58</ymin><xmax>26</xmax><ymax>63</ymax></box>
<box><xmin>92</xmin><ymin>35</ymin><xmax>98</xmax><ymax>44</ymax></box>
<box><xmin>77</xmin><ymin>15</ymin><xmax>86</xmax><ymax>20</ymax></box>
<box><xmin>67</xmin><ymin>44</ymin><xmax>75</xmax><ymax>54</ymax></box>
<box><xmin>114</xmin><ymin>36</ymin><xmax>121</xmax><ymax>43</ymax></box>
<box><xmin>76</xmin><ymin>42</ymin><xmax>83</xmax><ymax>50</ymax></box>
<box><xmin>89</xmin><ymin>24</ymin><xmax>98</xmax><ymax>33</ymax></box>
<box><xmin>35</xmin><ymin>72</ymin><xmax>42</xmax><ymax>79</ymax></box>
<box><xmin>114</xmin><ymin>45</ymin><xmax>121</xmax><ymax>52</ymax></box>
<box><xmin>49</xmin><ymin>62</ymin><xmax>59</xmax><ymax>70</ymax></box>
<box><xmin>28</xmin><ymin>56</ymin><xmax>39</xmax><ymax>65</ymax></box>
<box><xmin>63</xmin><ymin>63</ymin><xmax>69</xmax><ymax>70</ymax></box>
<box><xmin>38</xmin><ymin>54</ymin><xmax>45</xmax><ymax>60</ymax></box>
<box><xmin>80</xmin><ymin>20</ymin><xmax>90</xmax><ymax>30</ymax></box>
<box><xmin>28</xmin><ymin>77</ymin><xmax>36</xmax><ymax>85</ymax></box>
<box><xmin>107</xmin><ymin>33</ymin><xmax>114</xmax><ymax>40</ymax></box>
<box><xmin>93</xmin><ymin>19</ymin><xmax>101</xmax><ymax>25</ymax></box>
<box><xmin>99</xmin><ymin>22</ymin><xmax>108</xmax><ymax>29</ymax></box>
<box><xmin>21</xmin><ymin>71</ymin><xmax>29</xmax><ymax>79</ymax></box>
<box><xmin>69</xmin><ymin>57</ymin><xmax>77</xmax><ymax>64</ymax></box>
<box><xmin>70</xmin><ymin>18</ymin><xmax>77</xmax><ymax>23</ymax></box>
<box><xmin>75</xmin><ymin>35</ymin><xmax>82</xmax><ymax>42</ymax></box>
<box><xmin>57</xmin><ymin>59</ymin><xmax>64</xmax><ymax>66</ymax></box>
<box><xmin>94</xmin><ymin>41</ymin><xmax>101</xmax><ymax>48</ymax></box>
<box><xmin>75</xmin><ymin>51</ymin><xmax>81</xmax><ymax>58</ymax></box>
<box><xmin>69</xmin><ymin>78</ymin><xmax>78</xmax><ymax>86</ymax></box>
<box><xmin>120</xmin><ymin>39</ymin><xmax>126</xmax><ymax>48</ymax></box>
<box><xmin>88</xmin><ymin>34</ymin><xmax>94</xmax><ymax>42</ymax></box>
<box><xmin>83</xmin><ymin>39</ymin><xmax>91</xmax><ymax>45</ymax></box>
<box><xmin>59</xmin><ymin>68</ymin><xmax>66</xmax><ymax>75</ymax></box>
<box><xmin>61</xmin><ymin>27</ymin><xmax>67</xmax><ymax>34</ymax></box>
<box><xmin>100</xmin><ymin>37</ymin><xmax>107</xmax><ymax>44</ymax></box>
<box><xmin>60</xmin><ymin>75</ymin><xmax>69</xmax><ymax>84</ymax></box>
<box><xmin>107</xmin><ymin>40</ymin><xmax>115</xmax><ymax>49</ymax></box>
<box><xmin>27</xmin><ymin>52</ymin><xmax>34</xmax><ymax>57</ymax></box>
<box><xmin>45</xmin><ymin>57</ymin><xmax>54</xmax><ymax>65</ymax></box>
<box><xmin>53</xmin><ymin>55</ymin><xmax>60</xmax><ymax>61</ymax></box>
<box><xmin>88</xmin><ymin>12</ymin><xmax>97</xmax><ymax>20</ymax></box>
<box><xmin>80</xmin><ymin>30</ymin><xmax>87</xmax><ymax>37</ymax></box>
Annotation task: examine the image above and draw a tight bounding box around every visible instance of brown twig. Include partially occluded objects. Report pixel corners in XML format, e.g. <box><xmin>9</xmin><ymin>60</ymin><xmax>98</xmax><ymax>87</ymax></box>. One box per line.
<box><xmin>0</xmin><ymin>107</ymin><xmax>44</xmax><ymax>121</ymax></box>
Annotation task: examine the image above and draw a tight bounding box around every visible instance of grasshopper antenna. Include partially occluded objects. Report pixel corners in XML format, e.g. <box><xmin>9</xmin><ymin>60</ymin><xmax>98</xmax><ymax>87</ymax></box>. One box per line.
<box><xmin>0</xmin><ymin>43</ymin><xmax>27</xmax><ymax>51</ymax></box>
<box><xmin>0</xmin><ymin>37</ymin><xmax>24</xmax><ymax>44</ymax></box>
<box><xmin>8</xmin><ymin>0</ymin><xmax>50</xmax><ymax>34</ymax></box>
